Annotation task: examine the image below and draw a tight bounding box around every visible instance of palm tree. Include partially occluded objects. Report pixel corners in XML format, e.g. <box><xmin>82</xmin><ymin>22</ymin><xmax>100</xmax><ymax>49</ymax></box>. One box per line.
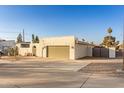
<box><xmin>107</xmin><ymin>27</ymin><xmax>112</xmax><ymax>36</ymax></box>
<box><xmin>107</xmin><ymin>27</ymin><xmax>112</xmax><ymax>47</ymax></box>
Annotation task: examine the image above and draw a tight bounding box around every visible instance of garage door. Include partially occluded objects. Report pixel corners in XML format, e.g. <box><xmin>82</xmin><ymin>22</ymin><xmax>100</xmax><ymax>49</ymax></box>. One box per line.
<box><xmin>47</xmin><ymin>46</ymin><xmax>69</xmax><ymax>59</ymax></box>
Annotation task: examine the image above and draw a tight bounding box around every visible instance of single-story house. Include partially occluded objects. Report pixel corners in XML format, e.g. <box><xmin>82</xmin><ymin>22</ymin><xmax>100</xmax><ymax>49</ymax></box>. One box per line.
<box><xmin>16</xmin><ymin>36</ymin><xmax>94</xmax><ymax>59</ymax></box>
<box><xmin>0</xmin><ymin>40</ymin><xmax>15</xmax><ymax>55</ymax></box>
<box><xmin>118</xmin><ymin>44</ymin><xmax>123</xmax><ymax>50</ymax></box>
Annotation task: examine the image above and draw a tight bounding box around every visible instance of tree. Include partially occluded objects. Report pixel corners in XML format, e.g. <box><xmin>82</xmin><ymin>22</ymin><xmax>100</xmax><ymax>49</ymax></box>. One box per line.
<box><xmin>35</xmin><ymin>35</ymin><xmax>39</xmax><ymax>43</ymax></box>
<box><xmin>17</xmin><ymin>33</ymin><xmax>22</xmax><ymax>43</ymax></box>
<box><xmin>8</xmin><ymin>47</ymin><xmax>18</xmax><ymax>56</ymax></box>
<box><xmin>15</xmin><ymin>46</ymin><xmax>18</xmax><ymax>56</ymax></box>
<box><xmin>32</xmin><ymin>34</ymin><xmax>39</xmax><ymax>43</ymax></box>
<box><xmin>8</xmin><ymin>48</ymin><xmax>14</xmax><ymax>56</ymax></box>
<box><xmin>90</xmin><ymin>42</ymin><xmax>94</xmax><ymax>45</ymax></box>
<box><xmin>82</xmin><ymin>39</ymin><xmax>85</xmax><ymax>42</ymax></box>
<box><xmin>32</xmin><ymin>34</ymin><xmax>35</xmax><ymax>43</ymax></box>
<box><xmin>101</xmin><ymin>27</ymin><xmax>119</xmax><ymax>48</ymax></box>
<box><xmin>107</xmin><ymin>27</ymin><xmax>112</xmax><ymax>44</ymax></box>
<box><xmin>116</xmin><ymin>41</ymin><xmax>119</xmax><ymax>45</ymax></box>
<box><xmin>102</xmin><ymin>36</ymin><xmax>116</xmax><ymax>47</ymax></box>
<box><xmin>107</xmin><ymin>27</ymin><xmax>112</xmax><ymax>35</ymax></box>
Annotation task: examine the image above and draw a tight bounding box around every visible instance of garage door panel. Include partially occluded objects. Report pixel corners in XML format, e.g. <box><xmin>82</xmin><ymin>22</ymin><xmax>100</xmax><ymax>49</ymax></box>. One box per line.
<box><xmin>47</xmin><ymin>46</ymin><xmax>69</xmax><ymax>59</ymax></box>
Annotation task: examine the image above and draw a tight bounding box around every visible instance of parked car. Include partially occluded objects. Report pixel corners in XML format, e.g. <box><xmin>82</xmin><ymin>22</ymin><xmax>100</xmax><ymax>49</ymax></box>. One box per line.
<box><xmin>0</xmin><ymin>50</ymin><xmax>4</xmax><ymax>56</ymax></box>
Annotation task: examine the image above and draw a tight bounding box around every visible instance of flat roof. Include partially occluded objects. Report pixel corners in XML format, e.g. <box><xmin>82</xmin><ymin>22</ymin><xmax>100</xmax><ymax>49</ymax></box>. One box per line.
<box><xmin>16</xmin><ymin>42</ymin><xmax>31</xmax><ymax>44</ymax></box>
<box><xmin>40</xmin><ymin>35</ymin><xmax>75</xmax><ymax>39</ymax></box>
<box><xmin>76</xmin><ymin>41</ymin><xmax>95</xmax><ymax>46</ymax></box>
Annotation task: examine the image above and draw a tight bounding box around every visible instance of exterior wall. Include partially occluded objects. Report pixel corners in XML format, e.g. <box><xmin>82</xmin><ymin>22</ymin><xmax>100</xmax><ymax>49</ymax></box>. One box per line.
<box><xmin>16</xmin><ymin>43</ymin><xmax>32</xmax><ymax>56</ymax></box>
<box><xmin>16</xmin><ymin>36</ymin><xmax>75</xmax><ymax>59</ymax></box>
<box><xmin>87</xmin><ymin>45</ymin><xmax>93</xmax><ymax>57</ymax></box>
<box><xmin>16</xmin><ymin>36</ymin><xmax>93</xmax><ymax>60</ymax></box>
<box><xmin>75</xmin><ymin>44</ymin><xmax>88</xmax><ymax>59</ymax></box>
<box><xmin>75</xmin><ymin>44</ymin><xmax>93</xmax><ymax>59</ymax></box>
<box><xmin>18</xmin><ymin>48</ymin><xmax>32</xmax><ymax>56</ymax></box>
<box><xmin>39</xmin><ymin>36</ymin><xmax>75</xmax><ymax>59</ymax></box>
<box><xmin>109</xmin><ymin>47</ymin><xmax>116</xmax><ymax>58</ymax></box>
<box><xmin>16</xmin><ymin>43</ymin><xmax>42</xmax><ymax>56</ymax></box>
<box><xmin>31</xmin><ymin>43</ymin><xmax>42</xmax><ymax>57</ymax></box>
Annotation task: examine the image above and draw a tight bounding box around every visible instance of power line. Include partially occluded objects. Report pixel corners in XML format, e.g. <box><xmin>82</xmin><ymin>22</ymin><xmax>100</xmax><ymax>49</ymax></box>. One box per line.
<box><xmin>0</xmin><ymin>31</ymin><xmax>33</xmax><ymax>35</ymax></box>
<box><xmin>0</xmin><ymin>31</ymin><xmax>20</xmax><ymax>33</ymax></box>
<box><xmin>123</xmin><ymin>19</ymin><xmax>124</xmax><ymax>70</ymax></box>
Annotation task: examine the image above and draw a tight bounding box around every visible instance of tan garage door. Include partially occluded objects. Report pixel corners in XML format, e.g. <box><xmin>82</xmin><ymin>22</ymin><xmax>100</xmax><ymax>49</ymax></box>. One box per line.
<box><xmin>47</xmin><ymin>46</ymin><xmax>69</xmax><ymax>59</ymax></box>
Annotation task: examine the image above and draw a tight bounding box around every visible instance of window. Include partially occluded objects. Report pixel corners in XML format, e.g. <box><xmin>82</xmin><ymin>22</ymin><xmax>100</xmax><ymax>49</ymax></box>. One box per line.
<box><xmin>21</xmin><ymin>44</ymin><xmax>30</xmax><ymax>48</ymax></box>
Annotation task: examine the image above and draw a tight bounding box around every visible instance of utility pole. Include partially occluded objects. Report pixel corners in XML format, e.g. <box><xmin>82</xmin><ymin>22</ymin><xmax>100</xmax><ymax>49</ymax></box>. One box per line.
<box><xmin>123</xmin><ymin>21</ymin><xmax>124</xmax><ymax>70</ymax></box>
<box><xmin>23</xmin><ymin>29</ymin><xmax>25</xmax><ymax>42</ymax></box>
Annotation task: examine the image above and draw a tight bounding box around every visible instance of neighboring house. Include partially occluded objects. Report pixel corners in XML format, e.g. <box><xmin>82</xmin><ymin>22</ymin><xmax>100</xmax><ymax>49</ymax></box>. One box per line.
<box><xmin>0</xmin><ymin>40</ymin><xmax>15</xmax><ymax>55</ymax></box>
<box><xmin>0</xmin><ymin>50</ymin><xmax>4</xmax><ymax>56</ymax></box>
<box><xmin>16</xmin><ymin>42</ymin><xmax>32</xmax><ymax>56</ymax></box>
<box><xmin>16</xmin><ymin>36</ymin><xmax>94</xmax><ymax>59</ymax></box>
<box><xmin>115</xmin><ymin>44</ymin><xmax>123</xmax><ymax>58</ymax></box>
<box><xmin>118</xmin><ymin>44</ymin><xmax>123</xmax><ymax>50</ymax></box>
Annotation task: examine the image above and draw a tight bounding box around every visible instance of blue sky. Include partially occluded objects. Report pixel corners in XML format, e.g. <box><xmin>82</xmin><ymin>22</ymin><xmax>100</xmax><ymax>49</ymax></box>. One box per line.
<box><xmin>0</xmin><ymin>5</ymin><xmax>123</xmax><ymax>44</ymax></box>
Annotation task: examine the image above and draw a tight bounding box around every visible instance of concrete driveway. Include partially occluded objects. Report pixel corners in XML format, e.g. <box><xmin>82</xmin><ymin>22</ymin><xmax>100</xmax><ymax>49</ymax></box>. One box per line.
<box><xmin>0</xmin><ymin>58</ymin><xmax>124</xmax><ymax>88</ymax></box>
<box><xmin>79</xmin><ymin>59</ymin><xmax>124</xmax><ymax>88</ymax></box>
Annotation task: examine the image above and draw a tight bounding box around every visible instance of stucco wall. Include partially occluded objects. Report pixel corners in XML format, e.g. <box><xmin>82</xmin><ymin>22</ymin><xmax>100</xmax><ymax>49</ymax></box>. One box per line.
<box><xmin>75</xmin><ymin>44</ymin><xmax>87</xmax><ymax>59</ymax></box>
<box><xmin>17</xmin><ymin>36</ymin><xmax>75</xmax><ymax>59</ymax></box>
<box><xmin>16</xmin><ymin>43</ymin><xmax>32</xmax><ymax>56</ymax></box>
<box><xmin>16</xmin><ymin>36</ymin><xmax>93</xmax><ymax>60</ymax></box>
<box><xmin>87</xmin><ymin>45</ymin><xmax>93</xmax><ymax>57</ymax></box>
<box><xmin>109</xmin><ymin>47</ymin><xmax>116</xmax><ymax>58</ymax></box>
<box><xmin>75</xmin><ymin>44</ymin><xmax>93</xmax><ymax>59</ymax></box>
<box><xmin>31</xmin><ymin>43</ymin><xmax>42</xmax><ymax>57</ymax></box>
<box><xmin>39</xmin><ymin>36</ymin><xmax>75</xmax><ymax>59</ymax></box>
<box><xmin>19</xmin><ymin>48</ymin><xmax>32</xmax><ymax>56</ymax></box>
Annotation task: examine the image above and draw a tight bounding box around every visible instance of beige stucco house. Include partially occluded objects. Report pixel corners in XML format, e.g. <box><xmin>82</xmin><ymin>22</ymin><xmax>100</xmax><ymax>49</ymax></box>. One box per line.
<box><xmin>16</xmin><ymin>36</ymin><xmax>94</xmax><ymax>60</ymax></box>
